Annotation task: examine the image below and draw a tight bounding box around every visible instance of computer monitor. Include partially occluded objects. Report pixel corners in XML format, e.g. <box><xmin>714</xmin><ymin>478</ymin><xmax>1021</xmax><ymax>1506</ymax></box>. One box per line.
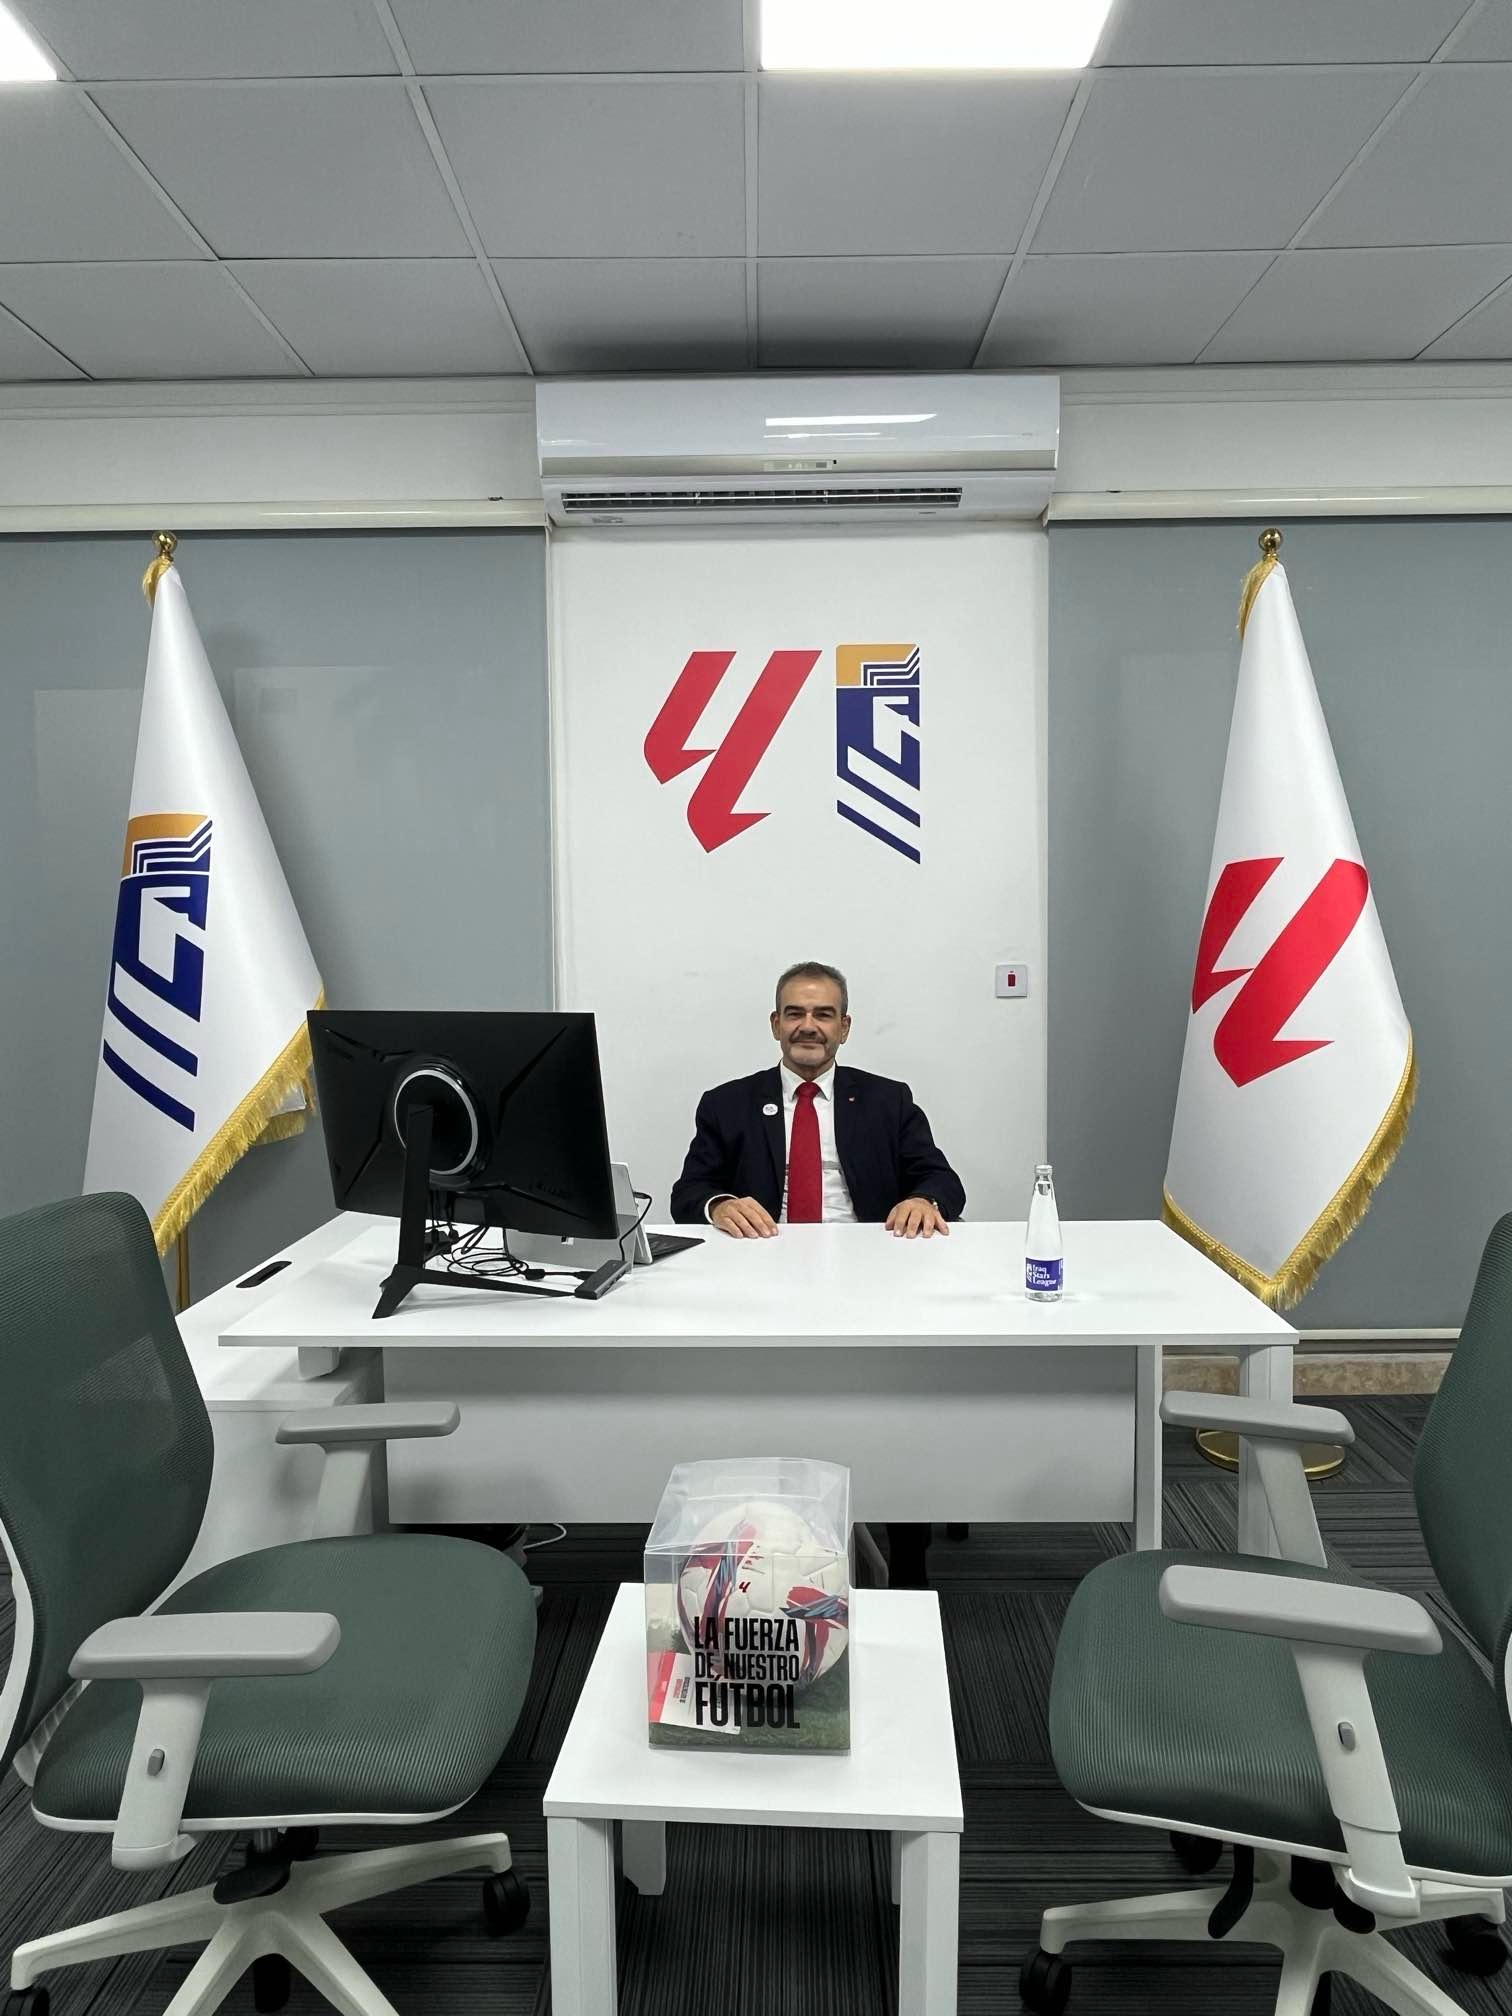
<box><xmin>308</xmin><ymin>1009</ymin><xmax>620</xmax><ymax>1318</ymax></box>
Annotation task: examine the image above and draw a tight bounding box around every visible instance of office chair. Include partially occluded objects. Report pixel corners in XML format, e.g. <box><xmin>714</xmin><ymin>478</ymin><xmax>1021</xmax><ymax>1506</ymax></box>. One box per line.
<box><xmin>0</xmin><ymin>1193</ymin><xmax>537</xmax><ymax>2016</ymax></box>
<box><xmin>1021</xmin><ymin>1212</ymin><xmax>1512</xmax><ymax>2016</ymax></box>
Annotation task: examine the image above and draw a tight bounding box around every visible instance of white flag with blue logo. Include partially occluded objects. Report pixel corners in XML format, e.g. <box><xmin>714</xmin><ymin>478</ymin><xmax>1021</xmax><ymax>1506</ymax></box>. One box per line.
<box><xmin>84</xmin><ymin>560</ymin><xmax>323</xmax><ymax>1253</ymax></box>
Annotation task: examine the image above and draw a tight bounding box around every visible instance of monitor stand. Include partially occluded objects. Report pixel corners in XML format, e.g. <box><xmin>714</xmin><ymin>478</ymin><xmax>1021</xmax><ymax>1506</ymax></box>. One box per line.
<box><xmin>373</xmin><ymin>1102</ymin><xmax>567</xmax><ymax>1320</ymax></box>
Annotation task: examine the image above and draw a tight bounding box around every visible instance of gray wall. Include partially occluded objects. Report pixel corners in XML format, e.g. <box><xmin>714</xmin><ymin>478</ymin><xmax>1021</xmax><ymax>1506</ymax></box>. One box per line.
<box><xmin>1</xmin><ymin>529</ymin><xmax>551</xmax><ymax>1294</ymax></box>
<box><xmin>1048</xmin><ymin>518</ymin><xmax>1512</xmax><ymax>1330</ymax></box>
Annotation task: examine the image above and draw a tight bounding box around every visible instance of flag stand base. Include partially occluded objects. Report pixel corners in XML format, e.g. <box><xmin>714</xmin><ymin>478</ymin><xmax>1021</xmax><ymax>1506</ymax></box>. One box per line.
<box><xmin>1196</xmin><ymin>1429</ymin><xmax>1346</xmax><ymax>1480</ymax></box>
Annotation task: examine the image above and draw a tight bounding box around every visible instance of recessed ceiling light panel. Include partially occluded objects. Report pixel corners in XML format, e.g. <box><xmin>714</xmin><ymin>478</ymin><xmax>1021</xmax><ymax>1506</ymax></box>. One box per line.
<box><xmin>761</xmin><ymin>0</ymin><xmax>1114</xmax><ymax>71</ymax></box>
<box><xmin>0</xmin><ymin>1</ymin><xmax>56</xmax><ymax>80</ymax></box>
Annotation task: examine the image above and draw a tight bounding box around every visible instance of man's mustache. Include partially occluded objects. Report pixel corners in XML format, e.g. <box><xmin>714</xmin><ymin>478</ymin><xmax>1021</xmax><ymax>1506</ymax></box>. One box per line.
<box><xmin>791</xmin><ymin>1031</ymin><xmax>827</xmax><ymax>1044</ymax></box>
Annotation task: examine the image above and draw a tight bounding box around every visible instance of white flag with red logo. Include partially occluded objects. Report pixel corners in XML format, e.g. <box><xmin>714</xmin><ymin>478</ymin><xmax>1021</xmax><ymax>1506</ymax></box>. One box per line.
<box><xmin>84</xmin><ymin>557</ymin><xmax>323</xmax><ymax>1256</ymax></box>
<box><xmin>1163</xmin><ymin>556</ymin><xmax>1414</xmax><ymax>1308</ymax></box>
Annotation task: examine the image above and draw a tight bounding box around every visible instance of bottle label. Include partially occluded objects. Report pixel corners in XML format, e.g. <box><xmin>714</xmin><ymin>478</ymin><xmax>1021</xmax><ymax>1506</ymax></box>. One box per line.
<box><xmin>1026</xmin><ymin>1257</ymin><xmax>1063</xmax><ymax>1295</ymax></box>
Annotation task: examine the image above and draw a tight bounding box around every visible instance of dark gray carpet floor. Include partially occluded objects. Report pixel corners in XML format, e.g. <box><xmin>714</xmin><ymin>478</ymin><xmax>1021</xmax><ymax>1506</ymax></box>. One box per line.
<box><xmin>4</xmin><ymin>1398</ymin><xmax>1509</xmax><ymax>2015</ymax></box>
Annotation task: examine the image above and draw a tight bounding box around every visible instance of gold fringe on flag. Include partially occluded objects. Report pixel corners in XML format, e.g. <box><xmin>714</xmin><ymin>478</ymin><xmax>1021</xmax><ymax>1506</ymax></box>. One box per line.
<box><xmin>149</xmin><ymin>990</ymin><xmax>325</xmax><ymax>1257</ymax></box>
<box><xmin>1237</xmin><ymin>525</ymin><xmax>1283</xmax><ymax>638</ymax></box>
<box><xmin>1163</xmin><ymin>1043</ymin><xmax>1417</xmax><ymax>1310</ymax></box>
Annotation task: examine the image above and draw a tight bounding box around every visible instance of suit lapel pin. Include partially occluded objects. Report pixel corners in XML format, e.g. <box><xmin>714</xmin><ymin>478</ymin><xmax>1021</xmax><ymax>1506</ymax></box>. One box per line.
<box><xmin>763</xmin><ymin>1102</ymin><xmax>779</xmax><ymax>1116</ymax></box>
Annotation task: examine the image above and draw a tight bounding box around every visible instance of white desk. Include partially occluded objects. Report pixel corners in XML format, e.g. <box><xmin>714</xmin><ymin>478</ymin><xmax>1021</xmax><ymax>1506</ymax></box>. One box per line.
<box><xmin>545</xmin><ymin>1584</ymin><xmax>962</xmax><ymax>2016</ymax></box>
<box><xmin>218</xmin><ymin>1217</ymin><xmax>1294</xmax><ymax>1551</ymax></box>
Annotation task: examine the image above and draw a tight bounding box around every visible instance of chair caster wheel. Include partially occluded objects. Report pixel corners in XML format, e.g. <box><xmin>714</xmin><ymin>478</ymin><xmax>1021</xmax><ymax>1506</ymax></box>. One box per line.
<box><xmin>1168</xmin><ymin>1830</ymin><xmax>1224</xmax><ymax>1874</ymax></box>
<box><xmin>1446</xmin><ymin>1915</ymin><xmax>1507</xmax><ymax>1975</ymax></box>
<box><xmin>3</xmin><ymin>1988</ymin><xmax>50</xmax><ymax>2016</ymax></box>
<box><xmin>482</xmin><ymin>1869</ymin><xmax>530</xmax><ymax>1936</ymax></box>
<box><xmin>1020</xmin><ymin>1947</ymin><xmax>1071</xmax><ymax>2014</ymax></box>
<box><xmin>252</xmin><ymin>1954</ymin><xmax>291</xmax><ymax>2012</ymax></box>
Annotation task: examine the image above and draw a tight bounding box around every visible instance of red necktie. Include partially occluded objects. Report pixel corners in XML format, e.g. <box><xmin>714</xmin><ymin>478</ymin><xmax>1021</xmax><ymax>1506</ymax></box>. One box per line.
<box><xmin>786</xmin><ymin>1080</ymin><xmax>822</xmax><ymax>1223</ymax></box>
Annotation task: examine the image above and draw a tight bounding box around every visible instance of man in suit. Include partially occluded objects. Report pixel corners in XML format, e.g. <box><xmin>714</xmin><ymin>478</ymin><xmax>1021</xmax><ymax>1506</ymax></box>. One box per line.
<box><xmin>671</xmin><ymin>960</ymin><xmax>965</xmax><ymax>1239</ymax></box>
<box><xmin>670</xmin><ymin>961</ymin><xmax>965</xmax><ymax>1589</ymax></box>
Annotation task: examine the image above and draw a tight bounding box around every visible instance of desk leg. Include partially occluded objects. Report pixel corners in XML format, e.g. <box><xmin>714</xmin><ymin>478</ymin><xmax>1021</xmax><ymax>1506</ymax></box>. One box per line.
<box><xmin>898</xmin><ymin>1830</ymin><xmax>959</xmax><ymax>2016</ymax></box>
<box><xmin>548</xmin><ymin>1817</ymin><xmax>617</xmax><ymax>2016</ymax></box>
<box><xmin>621</xmin><ymin>1819</ymin><xmax>666</xmax><ymax>1897</ymax></box>
<box><xmin>1238</xmin><ymin>1342</ymin><xmax>1295</xmax><ymax>1558</ymax></box>
<box><xmin>1133</xmin><ymin>1345</ymin><xmax>1163</xmax><ymax>1550</ymax></box>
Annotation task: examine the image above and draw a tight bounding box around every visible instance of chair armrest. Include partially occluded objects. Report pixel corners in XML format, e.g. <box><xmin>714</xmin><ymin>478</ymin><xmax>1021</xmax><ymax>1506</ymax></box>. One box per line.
<box><xmin>69</xmin><ymin>1611</ymin><xmax>339</xmax><ymax>1875</ymax></box>
<box><xmin>1159</xmin><ymin>1566</ymin><xmax>1439</xmax><ymax>1655</ymax></box>
<box><xmin>275</xmin><ymin>1401</ymin><xmax>460</xmax><ymax>1446</ymax></box>
<box><xmin>71</xmin><ymin>1611</ymin><xmax>340</xmax><ymax>1681</ymax></box>
<box><xmin>1159</xmin><ymin>1564</ymin><xmax>1438</xmax><ymax>1918</ymax></box>
<box><xmin>1160</xmin><ymin>1391</ymin><xmax>1355</xmax><ymax>1446</ymax></box>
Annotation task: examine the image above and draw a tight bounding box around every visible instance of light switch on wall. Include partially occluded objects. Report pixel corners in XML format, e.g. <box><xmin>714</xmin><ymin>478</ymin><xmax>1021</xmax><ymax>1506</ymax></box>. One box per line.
<box><xmin>995</xmin><ymin>962</ymin><xmax>1029</xmax><ymax>998</ymax></box>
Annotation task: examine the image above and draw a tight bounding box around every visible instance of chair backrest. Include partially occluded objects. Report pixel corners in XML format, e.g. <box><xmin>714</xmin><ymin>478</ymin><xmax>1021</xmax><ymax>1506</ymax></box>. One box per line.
<box><xmin>0</xmin><ymin>1193</ymin><xmax>212</xmax><ymax>1773</ymax></box>
<box><xmin>1415</xmin><ymin>1212</ymin><xmax>1512</xmax><ymax>1676</ymax></box>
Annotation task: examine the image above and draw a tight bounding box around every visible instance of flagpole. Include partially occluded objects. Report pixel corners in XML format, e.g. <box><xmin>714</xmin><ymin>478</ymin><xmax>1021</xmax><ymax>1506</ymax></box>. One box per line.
<box><xmin>144</xmin><ymin>535</ymin><xmax>193</xmax><ymax>1312</ymax></box>
<box><xmin>1195</xmin><ymin>526</ymin><xmax>1345</xmax><ymax>1485</ymax></box>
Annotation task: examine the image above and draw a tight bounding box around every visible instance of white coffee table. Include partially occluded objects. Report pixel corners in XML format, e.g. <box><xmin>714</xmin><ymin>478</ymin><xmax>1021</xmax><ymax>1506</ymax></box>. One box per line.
<box><xmin>544</xmin><ymin>1583</ymin><xmax>963</xmax><ymax>2015</ymax></box>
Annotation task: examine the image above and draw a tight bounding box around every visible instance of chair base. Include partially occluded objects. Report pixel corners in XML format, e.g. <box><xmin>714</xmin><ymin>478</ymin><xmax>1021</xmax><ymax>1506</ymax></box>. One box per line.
<box><xmin>1036</xmin><ymin>1851</ymin><xmax>1505</xmax><ymax>2016</ymax></box>
<box><xmin>10</xmin><ymin>1831</ymin><xmax>516</xmax><ymax>2016</ymax></box>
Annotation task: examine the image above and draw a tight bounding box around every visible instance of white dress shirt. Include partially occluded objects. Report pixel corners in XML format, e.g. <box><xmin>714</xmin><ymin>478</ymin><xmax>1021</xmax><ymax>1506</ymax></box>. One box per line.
<box><xmin>778</xmin><ymin>1062</ymin><xmax>857</xmax><ymax>1223</ymax></box>
<box><xmin>704</xmin><ymin>1061</ymin><xmax>859</xmax><ymax>1224</ymax></box>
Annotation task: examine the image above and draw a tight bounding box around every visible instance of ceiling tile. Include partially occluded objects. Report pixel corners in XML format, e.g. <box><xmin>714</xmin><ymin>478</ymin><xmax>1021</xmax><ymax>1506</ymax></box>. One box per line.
<box><xmin>427</xmin><ymin>78</ymin><xmax>745</xmax><ymax>257</ymax></box>
<box><xmin>1098</xmin><ymin>0</ymin><xmax>1472</xmax><ymax>65</ymax></box>
<box><xmin>979</xmin><ymin>251</ymin><xmax>1270</xmax><ymax>366</ymax></box>
<box><xmin>92</xmin><ymin>82</ymin><xmax>470</xmax><ymax>256</ymax></box>
<box><xmin>1421</xmin><ymin>276</ymin><xmax>1512</xmax><ymax>357</ymax></box>
<box><xmin>389</xmin><ymin>0</ymin><xmax>744</xmax><ymax>73</ymax></box>
<box><xmin>1034</xmin><ymin>67</ymin><xmax>1411</xmax><ymax>252</ymax></box>
<box><xmin>0</xmin><ymin>88</ymin><xmax>202</xmax><ymax>260</ymax></box>
<box><xmin>1445</xmin><ymin>6</ymin><xmax>1512</xmax><ymax>59</ymax></box>
<box><xmin>759</xmin><ymin>77</ymin><xmax>1076</xmax><ymax>257</ymax></box>
<box><xmin>0</xmin><ymin>301</ymin><xmax>83</xmax><ymax>380</ymax></box>
<box><xmin>493</xmin><ymin>258</ymin><xmax>747</xmax><ymax>372</ymax></box>
<box><xmin>1201</xmin><ymin>245</ymin><xmax>1512</xmax><ymax>360</ymax></box>
<box><xmin>758</xmin><ymin>257</ymin><xmax>1009</xmax><ymax>368</ymax></box>
<box><xmin>0</xmin><ymin>263</ymin><xmax>301</xmax><ymax>377</ymax></box>
<box><xmin>1304</xmin><ymin>68</ymin><xmax>1512</xmax><ymax>247</ymax></box>
<box><xmin>229</xmin><ymin>259</ymin><xmax>525</xmax><ymax>374</ymax></box>
<box><xmin>17</xmin><ymin>0</ymin><xmax>397</xmax><ymax>78</ymax></box>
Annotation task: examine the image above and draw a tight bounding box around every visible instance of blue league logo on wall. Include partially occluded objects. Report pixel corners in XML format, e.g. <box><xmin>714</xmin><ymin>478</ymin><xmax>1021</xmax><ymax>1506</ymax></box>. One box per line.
<box><xmin>101</xmin><ymin>813</ymin><xmax>212</xmax><ymax>1130</ymax></box>
<box><xmin>835</xmin><ymin>644</ymin><xmax>921</xmax><ymax>864</ymax></box>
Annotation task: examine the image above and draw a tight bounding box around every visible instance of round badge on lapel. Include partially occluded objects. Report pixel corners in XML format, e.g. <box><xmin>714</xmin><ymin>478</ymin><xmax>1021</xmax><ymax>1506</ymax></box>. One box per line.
<box><xmin>762</xmin><ymin>1102</ymin><xmax>779</xmax><ymax>1116</ymax></box>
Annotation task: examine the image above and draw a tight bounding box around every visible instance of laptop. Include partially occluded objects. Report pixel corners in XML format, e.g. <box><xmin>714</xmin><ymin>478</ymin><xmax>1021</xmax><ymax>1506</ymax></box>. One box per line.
<box><xmin>508</xmin><ymin>1163</ymin><xmax>703</xmax><ymax>1274</ymax></box>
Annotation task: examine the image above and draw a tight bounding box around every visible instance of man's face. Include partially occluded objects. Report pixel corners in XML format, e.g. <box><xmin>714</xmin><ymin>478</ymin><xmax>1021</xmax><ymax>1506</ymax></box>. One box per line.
<box><xmin>770</xmin><ymin>977</ymin><xmax>851</xmax><ymax>1078</ymax></box>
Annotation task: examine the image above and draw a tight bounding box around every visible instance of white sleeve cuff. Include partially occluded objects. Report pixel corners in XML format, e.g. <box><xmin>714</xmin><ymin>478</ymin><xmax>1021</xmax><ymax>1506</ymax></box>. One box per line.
<box><xmin>704</xmin><ymin>1194</ymin><xmax>734</xmax><ymax>1223</ymax></box>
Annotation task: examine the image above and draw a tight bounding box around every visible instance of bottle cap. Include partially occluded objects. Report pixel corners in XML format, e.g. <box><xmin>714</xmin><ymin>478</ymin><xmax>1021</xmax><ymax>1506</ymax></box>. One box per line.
<box><xmin>1035</xmin><ymin>1163</ymin><xmax>1053</xmax><ymax>1177</ymax></box>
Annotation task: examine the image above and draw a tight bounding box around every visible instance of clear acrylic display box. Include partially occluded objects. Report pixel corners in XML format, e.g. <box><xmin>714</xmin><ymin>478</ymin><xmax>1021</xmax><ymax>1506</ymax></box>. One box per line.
<box><xmin>645</xmin><ymin>1456</ymin><xmax>852</xmax><ymax>1752</ymax></box>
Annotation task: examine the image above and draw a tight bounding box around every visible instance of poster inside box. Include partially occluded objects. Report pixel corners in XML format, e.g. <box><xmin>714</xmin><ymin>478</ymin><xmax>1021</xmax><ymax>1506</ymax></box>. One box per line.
<box><xmin>645</xmin><ymin>1457</ymin><xmax>852</xmax><ymax>1752</ymax></box>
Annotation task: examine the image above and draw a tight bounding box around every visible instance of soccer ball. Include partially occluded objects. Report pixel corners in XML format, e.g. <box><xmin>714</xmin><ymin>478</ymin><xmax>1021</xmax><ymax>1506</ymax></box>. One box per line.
<box><xmin>675</xmin><ymin>1498</ymin><xmax>849</xmax><ymax>1688</ymax></box>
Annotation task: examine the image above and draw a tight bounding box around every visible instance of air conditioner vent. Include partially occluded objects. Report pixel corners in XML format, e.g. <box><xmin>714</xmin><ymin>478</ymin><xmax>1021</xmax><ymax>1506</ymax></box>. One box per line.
<box><xmin>560</xmin><ymin>485</ymin><xmax>964</xmax><ymax>515</ymax></box>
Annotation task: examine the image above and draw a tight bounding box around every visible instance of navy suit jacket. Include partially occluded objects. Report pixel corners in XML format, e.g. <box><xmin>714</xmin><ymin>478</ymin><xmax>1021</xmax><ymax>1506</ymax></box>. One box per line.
<box><xmin>669</xmin><ymin>1064</ymin><xmax>965</xmax><ymax>1226</ymax></box>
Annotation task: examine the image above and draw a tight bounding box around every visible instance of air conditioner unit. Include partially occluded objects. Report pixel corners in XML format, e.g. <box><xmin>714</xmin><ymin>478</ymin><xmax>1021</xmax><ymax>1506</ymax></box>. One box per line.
<box><xmin>535</xmin><ymin>374</ymin><xmax>1058</xmax><ymax>528</ymax></box>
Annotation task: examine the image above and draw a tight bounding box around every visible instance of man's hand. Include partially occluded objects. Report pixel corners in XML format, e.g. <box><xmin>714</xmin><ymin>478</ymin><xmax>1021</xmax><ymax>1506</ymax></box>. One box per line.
<box><xmin>886</xmin><ymin>1197</ymin><xmax>949</xmax><ymax>1239</ymax></box>
<box><xmin>710</xmin><ymin>1196</ymin><xmax>779</xmax><ymax>1239</ymax></box>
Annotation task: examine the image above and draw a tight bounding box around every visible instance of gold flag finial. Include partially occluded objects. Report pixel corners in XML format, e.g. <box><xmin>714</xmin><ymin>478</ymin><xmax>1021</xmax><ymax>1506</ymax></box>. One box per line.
<box><xmin>1238</xmin><ymin>525</ymin><xmax>1283</xmax><ymax>638</ymax></box>
<box><xmin>142</xmin><ymin>530</ymin><xmax>178</xmax><ymax>605</ymax></box>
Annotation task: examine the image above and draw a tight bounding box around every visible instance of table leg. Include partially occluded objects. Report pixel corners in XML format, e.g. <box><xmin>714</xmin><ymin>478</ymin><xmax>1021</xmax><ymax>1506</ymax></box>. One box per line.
<box><xmin>1238</xmin><ymin>1342</ymin><xmax>1295</xmax><ymax>1558</ymax></box>
<box><xmin>621</xmin><ymin>1819</ymin><xmax>666</xmax><ymax>1897</ymax></box>
<box><xmin>1133</xmin><ymin>1344</ymin><xmax>1163</xmax><ymax>1550</ymax></box>
<box><xmin>898</xmin><ymin>1830</ymin><xmax>959</xmax><ymax>2016</ymax></box>
<box><xmin>548</xmin><ymin>1817</ymin><xmax>617</xmax><ymax>2016</ymax></box>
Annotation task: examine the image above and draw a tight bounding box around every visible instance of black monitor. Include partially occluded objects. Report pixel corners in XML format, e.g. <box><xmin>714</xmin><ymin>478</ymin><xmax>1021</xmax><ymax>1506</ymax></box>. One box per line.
<box><xmin>308</xmin><ymin>1009</ymin><xmax>619</xmax><ymax>1318</ymax></box>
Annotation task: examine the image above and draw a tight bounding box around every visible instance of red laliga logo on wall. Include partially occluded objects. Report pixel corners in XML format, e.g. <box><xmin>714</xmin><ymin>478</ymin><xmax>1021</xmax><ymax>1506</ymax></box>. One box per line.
<box><xmin>644</xmin><ymin>649</ymin><xmax>820</xmax><ymax>853</ymax></box>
